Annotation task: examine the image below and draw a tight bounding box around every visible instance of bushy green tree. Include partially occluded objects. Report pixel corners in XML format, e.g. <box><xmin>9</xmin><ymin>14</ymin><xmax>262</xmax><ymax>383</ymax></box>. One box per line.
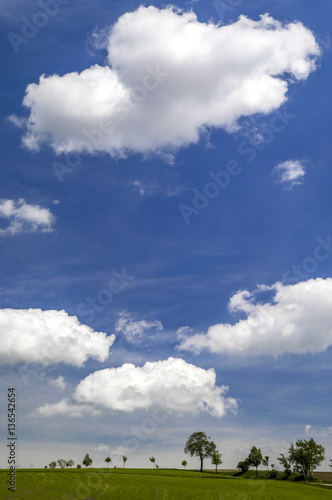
<box><xmin>181</xmin><ymin>460</ymin><xmax>187</xmax><ymax>470</ymax></box>
<box><xmin>262</xmin><ymin>455</ymin><xmax>269</xmax><ymax>471</ymax></box>
<box><xmin>248</xmin><ymin>446</ymin><xmax>263</xmax><ymax>477</ymax></box>
<box><xmin>105</xmin><ymin>457</ymin><xmax>111</xmax><ymax>468</ymax></box>
<box><xmin>211</xmin><ymin>451</ymin><xmax>222</xmax><ymax>474</ymax></box>
<box><xmin>278</xmin><ymin>453</ymin><xmax>291</xmax><ymax>477</ymax></box>
<box><xmin>237</xmin><ymin>458</ymin><xmax>250</xmax><ymax>473</ymax></box>
<box><xmin>288</xmin><ymin>438</ymin><xmax>325</xmax><ymax>481</ymax></box>
<box><xmin>122</xmin><ymin>456</ymin><xmax>127</xmax><ymax>468</ymax></box>
<box><xmin>82</xmin><ymin>454</ymin><xmax>93</xmax><ymax>467</ymax></box>
<box><xmin>184</xmin><ymin>432</ymin><xmax>216</xmax><ymax>472</ymax></box>
<box><xmin>49</xmin><ymin>461</ymin><xmax>57</xmax><ymax>469</ymax></box>
<box><xmin>57</xmin><ymin>459</ymin><xmax>67</xmax><ymax>468</ymax></box>
<box><xmin>66</xmin><ymin>459</ymin><xmax>74</xmax><ymax>468</ymax></box>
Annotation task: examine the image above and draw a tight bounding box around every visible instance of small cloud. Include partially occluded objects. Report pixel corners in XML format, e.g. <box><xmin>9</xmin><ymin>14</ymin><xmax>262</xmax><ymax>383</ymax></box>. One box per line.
<box><xmin>32</xmin><ymin>398</ymin><xmax>100</xmax><ymax>418</ymax></box>
<box><xmin>273</xmin><ymin>160</ymin><xmax>306</xmax><ymax>188</ymax></box>
<box><xmin>305</xmin><ymin>424</ymin><xmax>312</xmax><ymax>434</ymax></box>
<box><xmin>0</xmin><ymin>198</ymin><xmax>56</xmax><ymax>237</ymax></box>
<box><xmin>94</xmin><ymin>444</ymin><xmax>110</xmax><ymax>453</ymax></box>
<box><xmin>48</xmin><ymin>375</ymin><xmax>66</xmax><ymax>391</ymax></box>
<box><xmin>115</xmin><ymin>311</ymin><xmax>163</xmax><ymax>343</ymax></box>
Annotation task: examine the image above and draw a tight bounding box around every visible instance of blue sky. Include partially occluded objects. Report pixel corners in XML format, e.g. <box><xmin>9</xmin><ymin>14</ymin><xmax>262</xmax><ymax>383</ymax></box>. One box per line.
<box><xmin>1</xmin><ymin>0</ymin><xmax>332</xmax><ymax>470</ymax></box>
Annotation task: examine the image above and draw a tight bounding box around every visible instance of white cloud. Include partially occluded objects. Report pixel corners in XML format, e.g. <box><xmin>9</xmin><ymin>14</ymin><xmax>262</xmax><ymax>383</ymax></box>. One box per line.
<box><xmin>305</xmin><ymin>424</ymin><xmax>312</xmax><ymax>434</ymax></box>
<box><xmin>115</xmin><ymin>311</ymin><xmax>163</xmax><ymax>343</ymax></box>
<box><xmin>178</xmin><ymin>278</ymin><xmax>332</xmax><ymax>357</ymax></box>
<box><xmin>32</xmin><ymin>398</ymin><xmax>100</xmax><ymax>418</ymax></box>
<box><xmin>14</xmin><ymin>7</ymin><xmax>320</xmax><ymax>158</ymax></box>
<box><xmin>48</xmin><ymin>375</ymin><xmax>66</xmax><ymax>390</ymax></box>
<box><xmin>35</xmin><ymin>357</ymin><xmax>237</xmax><ymax>418</ymax></box>
<box><xmin>274</xmin><ymin>160</ymin><xmax>306</xmax><ymax>187</ymax></box>
<box><xmin>0</xmin><ymin>198</ymin><xmax>55</xmax><ymax>236</ymax></box>
<box><xmin>73</xmin><ymin>357</ymin><xmax>237</xmax><ymax>417</ymax></box>
<box><xmin>0</xmin><ymin>308</ymin><xmax>115</xmax><ymax>366</ymax></box>
<box><xmin>94</xmin><ymin>444</ymin><xmax>110</xmax><ymax>453</ymax></box>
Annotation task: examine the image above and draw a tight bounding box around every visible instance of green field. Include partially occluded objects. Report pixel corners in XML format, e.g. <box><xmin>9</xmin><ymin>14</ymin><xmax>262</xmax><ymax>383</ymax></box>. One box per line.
<box><xmin>1</xmin><ymin>468</ymin><xmax>331</xmax><ymax>499</ymax></box>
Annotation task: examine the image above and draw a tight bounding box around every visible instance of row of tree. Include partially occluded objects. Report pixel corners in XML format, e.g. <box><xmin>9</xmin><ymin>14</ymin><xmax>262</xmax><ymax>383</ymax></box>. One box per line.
<box><xmin>46</xmin><ymin>433</ymin><xmax>331</xmax><ymax>481</ymax></box>
<box><xmin>184</xmin><ymin>432</ymin><xmax>329</xmax><ymax>482</ymax></box>
<box><xmin>237</xmin><ymin>439</ymin><xmax>326</xmax><ymax>481</ymax></box>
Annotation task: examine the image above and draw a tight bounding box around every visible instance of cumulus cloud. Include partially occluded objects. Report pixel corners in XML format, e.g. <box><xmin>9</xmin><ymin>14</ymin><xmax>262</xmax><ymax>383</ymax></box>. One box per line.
<box><xmin>34</xmin><ymin>357</ymin><xmax>237</xmax><ymax>418</ymax></box>
<box><xmin>274</xmin><ymin>160</ymin><xmax>306</xmax><ymax>187</ymax></box>
<box><xmin>32</xmin><ymin>398</ymin><xmax>100</xmax><ymax>418</ymax></box>
<box><xmin>0</xmin><ymin>308</ymin><xmax>115</xmax><ymax>366</ymax></box>
<box><xmin>178</xmin><ymin>278</ymin><xmax>332</xmax><ymax>357</ymax></box>
<box><xmin>13</xmin><ymin>6</ymin><xmax>320</xmax><ymax>158</ymax></box>
<box><xmin>0</xmin><ymin>198</ymin><xmax>55</xmax><ymax>236</ymax></box>
<box><xmin>48</xmin><ymin>375</ymin><xmax>66</xmax><ymax>390</ymax></box>
<box><xmin>115</xmin><ymin>311</ymin><xmax>163</xmax><ymax>343</ymax></box>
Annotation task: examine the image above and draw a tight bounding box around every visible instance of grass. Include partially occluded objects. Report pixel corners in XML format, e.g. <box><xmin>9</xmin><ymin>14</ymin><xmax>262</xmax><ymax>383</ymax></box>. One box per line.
<box><xmin>1</xmin><ymin>468</ymin><xmax>332</xmax><ymax>499</ymax></box>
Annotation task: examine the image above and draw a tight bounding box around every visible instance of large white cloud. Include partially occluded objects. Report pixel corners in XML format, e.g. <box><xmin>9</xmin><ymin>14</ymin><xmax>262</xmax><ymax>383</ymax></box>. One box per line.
<box><xmin>34</xmin><ymin>357</ymin><xmax>237</xmax><ymax>418</ymax></box>
<box><xmin>0</xmin><ymin>309</ymin><xmax>115</xmax><ymax>366</ymax></box>
<box><xmin>14</xmin><ymin>6</ymin><xmax>320</xmax><ymax>157</ymax></box>
<box><xmin>178</xmin><ymin>278</ymin><xmax>332</xmax><ymax>357</ymax></box>
<box><xmin>0</xmin><ymin>198</ymin><xmax>55</xmax><ymax>236</ymax></box>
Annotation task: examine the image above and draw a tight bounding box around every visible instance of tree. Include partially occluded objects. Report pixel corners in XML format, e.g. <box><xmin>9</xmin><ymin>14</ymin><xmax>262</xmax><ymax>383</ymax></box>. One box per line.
<box><xmin>211</xmin><ymin>451</ymin><xmax>222</xmax><ymax>474</ymax></box>
<box><xmin>77</xmin><ymin>464</ymin><xmax>81</xmax><ymax>468</ymax></box>
<box><xmin>66</xmin><ymin>459</ymin><xmax>74</xmax><ymax>468</ymax></box>
<box><xmin>330</xmin><ymin>459</ymin><xmax>332</xmax><ymax>468</ymax></box>
<box><xmin>57</xmin><ymin>459</ymin><xmax>67</xmax><ymax>468</ymax></box>
<box><xmin>248</xmin><ymin>446</ymin><xmax>263</xmax><ymax>477</ymax></box>
<box><xmin>184</xmin><ymin>432</ymin><xmax>217</xmax><ymax>472</ymax></box>
<box><xmin>277</xmin><ymin>453</ymin><xmax>291</xmax><ymax>477</ymax></box>
<box><xmin>237</xmin><ymin>458</ymin><xmax>250</xmax><ymax>474</ymax></box>
<box><xmin>288</xmin><ymin>438</ymin><xmax>325</xmax><ymax>481</ymax></box>
<box><xmin>262</xmin><ymin>455</ymin><xmax>269</xmax><ymax>471</ymax></box>
<box><xmin>122</xmin><ymin>456</ymin><xmax>127</xmax><ymax>468</ymax></box>
<box><xmin>181</xmin><ymin>460</ymin><xmax>187</xmax><ymax>470</ymax></box>
<box><xmin>49</xmin><ymin>461</ymin><xmax>57</xmax><ymax>469</ymax></box>
<box><xmin>149</xmin><ymin>456</ymin><xmax>156</xmax><ymax>468</ymax></box>
<box><xmin>105</xmin><ymin>457</ymin><xmax>111</xmax><ymax>468</ymax></box>
<box><xmin>83</xmin><ymin>454</ymin><xmax>93</xmax><ymax>467</ymax></box>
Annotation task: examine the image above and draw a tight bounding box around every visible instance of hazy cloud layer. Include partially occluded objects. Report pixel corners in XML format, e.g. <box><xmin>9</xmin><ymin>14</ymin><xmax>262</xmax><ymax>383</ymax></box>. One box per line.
<box><xmin>0</xmin><ymin>198</ymin><xmax>55</xmax><ymax>236</ymax></box>
<box><xmin>34</xmin><ymin>357</ymin><xmax>237</xmax><ymax>418</ymax></box>
<box><xmin>0</xmin><ymin>308</ymin><xmax>115</xmax><ymax>366</ymax></box>
<box><xmin>14</xmin><ymin>6</ymin><xmax>320</xmax><ymax>157</ymax></box>
<box><xmin>115</xmin><ymin>311</ymin><xmax>163</xmax><ymax>343</ymax></box>
<box><xmin>178</xmin><ymin>279</ymin><xmax>332</xmax><ymax>356</ymax></box>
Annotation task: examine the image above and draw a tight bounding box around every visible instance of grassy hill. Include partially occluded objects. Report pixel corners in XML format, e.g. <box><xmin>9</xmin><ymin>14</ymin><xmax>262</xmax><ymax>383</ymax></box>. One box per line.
<box><xmin>0</xmin><ymin>468</ymin><xmax>331</xmax><ymax>499</ymax></box>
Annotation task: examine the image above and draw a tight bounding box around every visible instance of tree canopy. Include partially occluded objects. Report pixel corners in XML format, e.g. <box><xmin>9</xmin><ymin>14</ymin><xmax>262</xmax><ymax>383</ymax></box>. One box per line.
<box><xmin>288</xmin><ymin>438</ymin><xmax>325</xmax><ymax>481</ymax></box>
<box><xmin>184</xmin><ymin>432</ymin><xmax>217</xmax><ymax>472</ymax></box>
<box><xmin>211</xmin><ymin>450</ymin><xmax>222</xmax><ymax>474</ymax></box>
<box><xmin>248</xmin><ymin>446</ymin><xmax>263</xmax><ymax>477</ymax></box>
<box><xmin>82</xmin><ymin>454</ymin><xmax>93</xmax><ymax>467</ymax></box>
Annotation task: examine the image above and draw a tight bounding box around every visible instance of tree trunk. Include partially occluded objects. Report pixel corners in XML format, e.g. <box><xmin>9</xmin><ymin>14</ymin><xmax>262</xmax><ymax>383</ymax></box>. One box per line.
<box><xmin>256</xmin><ymin>466</ymin><xmax>258</xmax><ymax>477</ymax></box>
<box><xmin>200</xmin><ymin>457</ymin><xmax>203</xmax><ymax>472</ymax></box>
